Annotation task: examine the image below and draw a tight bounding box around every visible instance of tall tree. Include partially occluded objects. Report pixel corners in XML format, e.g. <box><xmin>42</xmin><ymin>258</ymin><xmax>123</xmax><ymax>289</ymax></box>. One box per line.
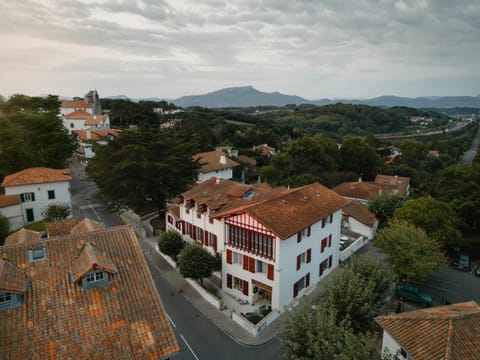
<box><xmin>86</xmin><ymin>126</ymin><xmax>199</xmax><ymax>216</ymax></box>
<box><xmin>394</xmin><ymin>196</ymin><xmax>462</xmax><ymax>249</ymax></box>
<box><xmin>158</xmin><ymin>230</ymin><xmax>185</xmax><ymax>261</ymax></box>
<box><xmin>368</xmin><ymin>192</ymin><xmax>404</xmax><ymax>228</ymax></box>
<box><xmin>375</xmin><ymin>220</ymin><xmax>446</xmax><ymax>281</ymax></box>
<box><xmin>0</xmin><ymin>214</ymin><xmax>9</xmax><ymax>246</ymax></box>
<box><xmin>340</xmin><ymin>136</ymin><xmax>382</xmax><ymax>180</ymax></box>
<box><xmin>177</xmin><ymin>245</ymin><xmax>216</xmax><ymax>286</ymax></box>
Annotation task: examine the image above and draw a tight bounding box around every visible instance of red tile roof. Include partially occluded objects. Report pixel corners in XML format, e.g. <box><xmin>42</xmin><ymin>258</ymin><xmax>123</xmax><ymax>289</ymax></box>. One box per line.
<box><xmin>243</xmin><ymin>183</ymin><xmax>350</xmax><ymax>239</ymax></box>
<box><xmin>61</xmin><ymin>100</ymin><xmax>93</xmax><ymax>109</ymax></box>
<box><xmin>71</xmin><ymin>242</ymin><xmax>119</xmax><ymax>282</ymax></box>
<box><xmin>2</xmin><ymin>167</ymin><xmax>71</xmax><ymax>187</ymax></box>
<box><xmin>84</xmin><ymin>115</ymin><xmax>108</xmax><ymax>126</ymax></box>
<box><xmin>5</xmin><ymin>228</ymin><xmax>42</xmax><ymax>245</ymax></box>
<box><xmin>376</xmin><ymin>301</ymin><xmax>480</xmax><ymax>360</ymax></box>
<box><xmin>0</xmin><ymin>224</ymin><xmax>179</xmax><ymax>359</ymax></box>
<box><xmin>193</xmin><ymin>150</ymin><xmax>240</xmax><ymax>173</ymax></box>
<box><xmin>63</xmin><ymin>109</ymin><xmax>92</xmax><ymax>119</ymax></box>
<box><xmin>374</xmin><ymin>175</ymin><xmax>410</xmax><ymax>197</ymax></box>
<box><xmin>342</xmin><ymin>200</ymin><xmax>377</xmax><ymax>227</ymax></box>
<box><xmin>73</xmin><ymin>129</ymin><xmax>120</xmax><ymax>141</ymax></box>
<box><xmin>71</xmin><ymin>218</ymin><xmax>105</xmax><ymax>234</ymax></box>
<box><xmin>46</xmin><ymin>218</ymin><xmax>81</xmax><ymax>237</ymax></box>
<box><xmin>332</xmin><ymin>181</ymin><xmax>398</xmax><ymax>201</ymax></box>
<box><xmin>0</xmin><ymin>194</ymin><xmax>20</xmax><ymax>207</ymax></box>
<box><xmin>0</xmin><ymin>259</ymin><xmax>26</xmax><ymax>294</ymax></box>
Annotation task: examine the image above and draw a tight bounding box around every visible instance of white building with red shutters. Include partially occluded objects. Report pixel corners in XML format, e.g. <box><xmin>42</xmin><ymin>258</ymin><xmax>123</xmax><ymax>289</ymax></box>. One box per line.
<box><xmin>166</xmin><ymin>178</ymin><xmax>349</xmax><ymax>311</ymax></box>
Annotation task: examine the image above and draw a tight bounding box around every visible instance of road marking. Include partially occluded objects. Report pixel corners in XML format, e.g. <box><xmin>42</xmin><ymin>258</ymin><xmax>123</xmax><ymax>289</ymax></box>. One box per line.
<box><xmin>79</xmin><ymin>203</ymin><xmax>105</xmax><ymax>209</ymax></box>
<box><xmin>180</xmin><ymin>334</ymin><xmax>199</xmax><ymax>360</ymax></box>
<box><xmin>166</xmin><ymin>313</ymin><xmax>176</xmax><ymax>328</ymax></box>
<box><xmin>87</xmin><ymin>200</ymin><xmax>105</xmax><ymax>225</ymax></box>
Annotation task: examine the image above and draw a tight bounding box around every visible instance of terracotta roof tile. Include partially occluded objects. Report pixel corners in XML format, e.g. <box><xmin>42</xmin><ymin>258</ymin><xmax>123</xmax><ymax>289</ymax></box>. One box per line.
<box><xmin>0</xmin><ymin>224</ymin><xmax>179</xmax><ymax>359</ymax></box>
<box><xmin>0</xmin><ymin>259</ymin><xmax>26</xmax><ymax>293</ymax></box>
<box><xmin>332</xmin><ymin>181</ymin><xmax>398</xmax><ymax>201</ymax></box>
<box><xmin>2</xmin><ymin>167</ymin><xmax>71</xmax><ymax>187</ymax></box>
<box><xmin>193</xmin><ymin>150</ymin><xmax>240</xmax><ymax>173</ymax></box>
<box><xmin>376</xmin><ymin>301</ymin><xmax>480</xmax><ymax>360</ymax></box>
<box><xmin>46</xmin><ymin>218</ymin><xmax>81</xmax><ymax>237</ymax></box>
<box><xmin>342</xmin><ymin>200</ymin><xmax>377</xmax><ymax>227</ymax></box>
<box><xmin>84</xmin><ymin>115</ymin><xmax>108</xmax><ymax>126</ymax></box>
<box><xmin>73</xmin><ymin>129</ymin><xmax>120</xmax><ymax>141</ymax></box>
<box><xmin>5</xmin><ymin>228</ymin><xmax>42</xmax><ymax>245</ymax></box>
<box><xmin>63</xmin><ymin>109</ymin><xmax>92</xmax><ymax>119</ymax></box>
<box><xmin>71</xmin><ymin>242</ymin><xmax>119</xmax><ymax>282</ymax></box>
<box><xmin>244</xmin><ymin>183</ymin><xmax>350</xmax><ymax>239</ymax></box>
<box><xmin>0</xmin><ymin>194</ymin><xmax>20</xmax><ymax>207</ymax></box>
<box><xmin>71</xmin><ymin>218</ymin><xmax>105</xmax><ymax>234</ymax></box>
<box><xmin>374</xmin><ymin>175</ymin><xmax>410</xmax><ymax>197</ymax></box>
<box><xmin>61</xmin><ymin>100</ymin><xmax>93</xmax><ymax>109</ymax></box>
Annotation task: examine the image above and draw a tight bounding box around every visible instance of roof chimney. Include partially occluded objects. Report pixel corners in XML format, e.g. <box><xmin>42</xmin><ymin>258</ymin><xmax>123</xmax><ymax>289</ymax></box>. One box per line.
<box><xmin>220</xmin><ymin>154</ymin><xmax>227</xmax><ymax>165</ymax></box>
<box><xmin>215</xmin><ymin>177</ymin><xmax>221</xmax><ymax>184</ymax></box>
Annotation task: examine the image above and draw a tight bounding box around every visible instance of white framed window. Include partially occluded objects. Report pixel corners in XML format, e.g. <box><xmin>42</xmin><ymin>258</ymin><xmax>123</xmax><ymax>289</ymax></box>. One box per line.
<box><xmin>21</xmin><ymin>192</ymin><xmax>35</xmax><ymax>202</ymax></box>
<box><xmin>233</xmin><ymin>251</ymin><xmax>243</xmax><ymax>265</ymax></box>
<box><xmin>300</xmin><ymin>252</ymin><xmax>306</xmax><ymax>264</ymax></box>
<box><xmin>86</xmin><ymin>270</ymin><xmax>105</xmax><ymax>283</ymax></box>
<box><xmin>233</xmin><ymin>277</ymin><xmax>244</xmax><ymax>291</ymax></box>
<box><xmin>256</xmin><ymin>260</ymin><xmax>267</xmax><ymax>274</ymax></box>
<box><xmin>0</xmin><ymin>292</ymin><xmax>12</xmax><ymax>304</ymax></box>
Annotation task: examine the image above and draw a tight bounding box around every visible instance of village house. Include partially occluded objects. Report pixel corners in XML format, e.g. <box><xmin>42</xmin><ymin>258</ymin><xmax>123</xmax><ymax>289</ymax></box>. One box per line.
<box><xmin>341</xmin><ymin>200</ymin><xmax>379</xmax><ymax>240</ymax></box>
<box><xmin>0</xmin><ymin>194</ymin><xmax>23</xmax><ymax>231</ymax></box>
<box><xmin>1</xmin><ymin>167</ymin><xmax>72</xmax><ymax>225</ymax></box>
<box><xmin>193</xmin><ymin>150</ymin><xmax>240</xmax><ymax>183</ymax></box>
<box><xmin>0</xmin><ymin>219</ymin><xmax>179</xmax><ymax>359</ymax></box>
<box><xmin>166</xmin><ymin>178</ymin><xmax>349</xmax><ymax>310</ymax></box>
<box><xmin>73</xmin><ymin>129</ymin><xmax>121</xmax><ymax>163</ymax></box>
<box><xmin>376</xmin><ymin>301</ymin><xmax>480</xmax><ymax>360</ymax></box>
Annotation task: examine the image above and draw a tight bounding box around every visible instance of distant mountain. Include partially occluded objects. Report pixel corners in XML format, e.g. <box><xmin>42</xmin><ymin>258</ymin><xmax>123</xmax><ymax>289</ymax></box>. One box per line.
<box><xmin>172</xmin><ymin>86</ymin><xmax>313</xmax><ymax>108</ymax></box>
<box><xmin>169</xmin><ymin>86</ymin><xmax>480</xmax><ymax>109</ymax></box>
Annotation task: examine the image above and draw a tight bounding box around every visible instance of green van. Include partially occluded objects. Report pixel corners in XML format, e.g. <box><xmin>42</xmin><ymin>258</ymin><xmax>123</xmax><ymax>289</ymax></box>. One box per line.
<box><xmin>397</xmin><ymin>284</ymin><xmax>432</xmax><ymax>307</ymax></box>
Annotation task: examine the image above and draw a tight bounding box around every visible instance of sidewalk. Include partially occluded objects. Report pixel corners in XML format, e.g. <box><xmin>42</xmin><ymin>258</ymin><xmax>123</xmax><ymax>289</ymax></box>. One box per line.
<box><xmin>137</xmin><ymin>231</ymin><xmax>337</xmax><ymax>346</ymax></box>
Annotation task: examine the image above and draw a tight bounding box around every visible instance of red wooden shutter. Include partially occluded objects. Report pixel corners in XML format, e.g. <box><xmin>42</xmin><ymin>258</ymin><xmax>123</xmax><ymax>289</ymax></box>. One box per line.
<box><xmin>307</xmin><ymin>249</ymin><xmax>311</xmax><ymax>263</ymax></box>
<box><xmin>249</xmin><ymin>257</ymin><xmax>255</xmax><ymax>273</ymax></box>
<box><xmin>212</xmin><ymin>234</ymin><xmax>217</xmax><ymax>251</ymax></box>
<box><xmin>297</xmin><ymin>232</ymin><xmax>301</xmax><ymax>243</ymax></box>
<box><xmin>328</xmin><ymin>255</ymin><xmax>333</xmax><ymax>268</ymax></box>
<box><xmin>243</xmin><ymin>280</ymin><xmax>249</xmax><ymax>296</ymax></box>
<box><xmin>226</xmin><ymin>249</ymin><xmax>232</xmax><ymax>264</ymax></box>
<box><xmin>306</xmin><ymin>273</ymin><xmax>310</xmax><ymax>287</ymax></box>
<box><xmin>328</xmin><ymin>235</ymin><xmax>332</xmax><ymax>247</ymax></box>
<box><xmin>293</xmin><ymin>282</ymin><xmax>299</xmax><ymax>298</ymax></box>
<box><xmin>181</xmin><ymin>222</ymin><xmax>185</xmax><ymax>235</ymax></box>
<box><xmin>267</xmin><ymin>264</ymin><xmax>274</xmax><ymax>280</ymax></box>
<box><xmin>227</xmin><ymin>274</ymin><xmax>232</xmax><ymax>288</ymax></box>
<box><xmin>296</xmin><ymin>255</ymin><xmax>301</xmax><ymax>270</ymax></box>
<box><xmin>307</xmin><ymin>226</ymin><xmax>311</xmax><ymax>237</ymax></box>
<box><xmin>204</xmin><ymin>230</ymin><xmax>208</xmax><ymax>245</ymax></box>
<box><xmin>243</xmin><ymin>255</ymin><xmax>249</xmax><ymax>271</ymax></box>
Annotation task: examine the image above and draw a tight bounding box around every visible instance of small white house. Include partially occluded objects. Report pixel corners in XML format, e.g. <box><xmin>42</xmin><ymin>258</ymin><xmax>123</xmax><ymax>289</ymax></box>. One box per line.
<box><xmin>0</xmin><ymin>194</ymin><xmax>23</xmax><ymax>231</ymax></box>
<box><xmin>1</xmin><ymin>168</ymin><xmax>72</xmax><ymax>224</ymax></box>
<box><xmin>341</xmin><ymin>200</ymin><xmax>378</xmax><ymax>240</ymax></box>
<box><xmin>193</xmin><ymin>150</ymin><xmax>240</xmax><ymax>183</ymax></box>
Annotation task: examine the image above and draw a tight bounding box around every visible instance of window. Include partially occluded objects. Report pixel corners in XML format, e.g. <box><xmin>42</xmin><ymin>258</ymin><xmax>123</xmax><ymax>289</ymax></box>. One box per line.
<box><xmin>86</xmin><ymin>270</ymin><xmax>104</xmax><ymax>283</ymax></box>
<box><xmin>0</xmin><ymin>292</ymin><xmax>11</xmax><ymax>304</ymax></box>
<box><xmin>29</xmin><ymin>247</ymin><xmax>46</xmax><ymax>262</ymax></box>
<box><xmin>48</xmin><ymin>190</ymin><xmax>55</xmax><ymax>200</ymax></box>
<box><xmin>70</xmin><ymin>123</ymin><xmax>74</xmax><ymax>128</ymax></box>
<box><xmin>256</xmin><ymin>260</ymin><xmax>267</xmax><ymax>274</ymax></box>
<box><xmin>233</xmin><ymin>251</ymin><xmax>243</xmax><ymax>265</ymax></box>
<box><xmin>233</xmin><ymin>277</ymin><xmax>244</xmax><ymax>291</ymax></box>
<box><xmin>321</xmin><ymin>237</ymin><xmax>327</xmax><ymax>253</ymax></box>
<box><xmin>21</xmin><ymin>192</ymin><xmax>35</xmax><ymax>202</ymax></box>
<box><xmin>26</xmin><ymin>208</ymin><xmax>34</xmax><ymax>222</ymax></box>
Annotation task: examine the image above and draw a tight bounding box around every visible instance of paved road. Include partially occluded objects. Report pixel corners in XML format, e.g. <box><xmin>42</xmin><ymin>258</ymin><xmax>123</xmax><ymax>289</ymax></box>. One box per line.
<box><xmin>68</xmin><ymin>159</ymin><xmax>280</xmax><ymax>359</ymax></box>
<box><xmin>462</xmin><ymin>124</ymin><xmax>480</xmax><ymax>164</ymax></box>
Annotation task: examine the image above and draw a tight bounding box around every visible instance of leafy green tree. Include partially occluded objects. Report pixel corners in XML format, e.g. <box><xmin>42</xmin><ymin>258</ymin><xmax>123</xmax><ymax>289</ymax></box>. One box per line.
<box><xmin>281</xmin><ymin>303</ymin><xmax>381</xmax><ymax>360</ymax></box>
<box><xmin>398</xmin><ymin>139</ymin><xmax>428</xmax><ymax>168</ymax></box>
<box><xmin>394</xmin><ymin>196</ymin><xmax>462</xmax><ymax>249</ymax></box>
<box><xmin>42</xmin><ymin>203</ymin><xmax>71</xmax><ymax>222</ymax></box>
<box><xmin>322</xmin><ymin>254</ymin><xmax>393</xmax><ymax>333</ymax></box>
<box><xmin>87</xmin><ymin>126</ymin><xmax>199</xmax><ymax>216</ymax></box>
<box><xmin>340</xmin><ymin>136</ymin><xmax>382</xmax><ymax>180</ymax></box>
<box><xmin>0</xmin><ymin>214</ymin><xmax>9</xmax><ymax>246</ymax></box>
<box><xmin>368</xmin><ymin>192</ymin><xmax>404</xmax><ymax>228</ymax></box>
<box><xmin>375</xmin><ymin>220</ymin><xmax>446</xmax><ymax>281</ymax></box>
<box><xmin>158</xmin><ymin>230</ymin><xmax>184</xmax><ymax>261</ymax></box>
<box><xmin>177</xmin><ymin>245</ymin><xmax>216</xmax><ymax>286</ymax></box>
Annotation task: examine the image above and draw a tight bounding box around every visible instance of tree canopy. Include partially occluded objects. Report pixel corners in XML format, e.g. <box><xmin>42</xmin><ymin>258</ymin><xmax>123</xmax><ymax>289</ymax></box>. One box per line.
<box><xmin>368</xmin><ymin>192</ymin><xmax>404</xmax><ymax>228</ymax></box>
<box><xmin>42</xmin><ymin>203</ymin><xmax>71</xmax><ymax>223</ymax></box>
<box><xmin>375</xmin><ymin>220</ymin><xmax>446</xmax><ymax>281</ymax></box>
<box><xmin>340</xmin><ymin>136</ymin><xmax>382</xmax><ymax>180</ymax></box>
<box><xmin>86</xmin><ymin>126</ymin><xmax>199</xmax><ymax>216</ymax></box>
<box><xmin>158</xmin><ymin>231</ymin><xmax>185</xmax><ymax>261</ymax></box>
<box><xmin>177</xmin><ymin>245</ymin><xmax>216</xmax><ymax>286</ymax></box>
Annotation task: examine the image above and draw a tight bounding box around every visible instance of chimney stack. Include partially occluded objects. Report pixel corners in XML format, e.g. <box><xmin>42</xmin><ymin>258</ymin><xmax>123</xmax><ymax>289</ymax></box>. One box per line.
<box><xmin>220</xmin><ymin>154</ymin><xmax>227</xmax><ymax>165</ymax></box>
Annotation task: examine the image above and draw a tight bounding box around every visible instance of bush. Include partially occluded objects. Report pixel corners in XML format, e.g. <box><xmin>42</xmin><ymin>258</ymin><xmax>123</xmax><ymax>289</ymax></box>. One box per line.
<box><xmin>42</xmin><ymin>203</ymin><xmax>71</xmax><ymax>222</ymax></box>
<box><xmin>157</xmin><ymin>231</ymin><xmax>184</xmax><ymax>261</ymax></box>
<box><xmin>0</xmin><ymin>214</ymin><xmax>9</xmax><ymax>245</ymax></box>
<box><xmin>177</xmin><ymin>245</ymin><xmax>216</xmax><ymax>286</ymax></box>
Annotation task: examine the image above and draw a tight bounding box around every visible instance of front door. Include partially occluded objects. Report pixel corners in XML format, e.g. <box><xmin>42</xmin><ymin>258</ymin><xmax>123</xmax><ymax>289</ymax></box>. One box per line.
<box><xmin>26</xmin><ymin>208</ymin><xmax>34</xmax><ymax>222</ymax></box>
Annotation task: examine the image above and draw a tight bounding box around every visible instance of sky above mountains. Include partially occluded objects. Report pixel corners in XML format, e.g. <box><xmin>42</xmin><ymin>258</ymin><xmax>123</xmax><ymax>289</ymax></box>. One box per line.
<box><xmin>1</xmin><ymin>0</ymin><xmax>479</xmax><ymax>100</ymax></box>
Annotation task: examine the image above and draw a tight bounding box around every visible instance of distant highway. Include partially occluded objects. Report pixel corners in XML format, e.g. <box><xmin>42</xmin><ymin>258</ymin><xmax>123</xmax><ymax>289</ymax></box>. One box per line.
<box><xmin>462</xmin><ymin>125</ymin><xmax>480</xmax><ymax>164</ymax></box>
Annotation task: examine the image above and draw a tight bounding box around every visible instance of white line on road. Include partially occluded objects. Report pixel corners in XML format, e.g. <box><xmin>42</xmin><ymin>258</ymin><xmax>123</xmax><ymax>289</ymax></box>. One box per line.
<box><xmin>181</xmin><ymin>334</ymin><xmax>199</xmax><ymax>360</ymax></box>
<box><xmin>87</xmin><ymin>200</ymin><xmax>105</xmax><ymax>225</ymax></box>
<box><xmin>166</xmin><ymin>313</ymin><xmax>176</xmax><ymax>328</ymax></box>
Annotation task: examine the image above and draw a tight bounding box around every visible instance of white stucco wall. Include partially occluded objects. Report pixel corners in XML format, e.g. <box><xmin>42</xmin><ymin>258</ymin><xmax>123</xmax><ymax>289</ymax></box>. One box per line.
<box><xmin>63</xmin><ymin>118</ymin><xmax>86</xmax><ymax>134</ymax></box>
<box><xmin>4</xmin><ymin>181</ymin><xmax>71</xmax><ymax>224</ymax></box>
<box><xmin>382</xmin><ymin>330</ymin><xmax>408</xmax><ymax>359</ymax></box>
<box><xmin>0</xmin><ymin>204</ymin><xmax>24</xmax><ymax>231</ymax></box>
<box><xmin>198</xmin><ymin>168</ymin><xmax>233</xmax><ymax>183</ymax></box>
<box><xmin>346</xmin><ymin>217</ymin><xmax>378</xmax><ymax>239</ymax></box>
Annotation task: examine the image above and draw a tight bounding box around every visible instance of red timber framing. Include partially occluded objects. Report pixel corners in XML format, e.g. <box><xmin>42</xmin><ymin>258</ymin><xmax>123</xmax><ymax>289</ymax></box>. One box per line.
<box><xmin>226</xmin><ymin>213</ymin><xmax>276</xmax><ymax>260</ymax></box>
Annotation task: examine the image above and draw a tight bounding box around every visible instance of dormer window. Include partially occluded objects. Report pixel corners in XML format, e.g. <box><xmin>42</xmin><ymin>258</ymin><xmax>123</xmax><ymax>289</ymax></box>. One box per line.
<box><xmin>0</xmin><ymin>292</ymin><xmax>11</xmax><ymax>304</ymax></box>
<box><xmin>0</xmin><ymin>259</ymin><xmax>26</xmax><ymax>311</ymax></box>
<box><xmin>86</xmin><ymin>270</ymin><xmax>104</xmax><ymax>283</ymax></box>
<box><xmin>29</xmin><ymin>247</ymin><xmax>46</xmax><ymax>262</ymax></box>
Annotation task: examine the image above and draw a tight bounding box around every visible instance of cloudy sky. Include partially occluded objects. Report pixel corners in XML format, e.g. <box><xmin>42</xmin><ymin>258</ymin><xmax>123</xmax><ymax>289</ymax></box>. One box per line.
<box><xmin>0</xmin><ymin>0</ymin><xmax>479</xmax><ymax>100</ymax></box>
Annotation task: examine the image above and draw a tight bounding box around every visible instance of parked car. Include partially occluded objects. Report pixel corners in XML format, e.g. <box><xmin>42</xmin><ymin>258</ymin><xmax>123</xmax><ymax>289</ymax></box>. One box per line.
<box><xmin>453</xmin><ymin>254</ymin><xmax>471</xmax><ymax>271</ymax></box>
<box><xmin>397</xmin><ymin>284</ymin><xmax>432</xmax><ymax>307</ymax></box>
<box><xmin>475</xmin><ymin>266</ymin><xmax>480</xmax><ymax>277</ymax></box>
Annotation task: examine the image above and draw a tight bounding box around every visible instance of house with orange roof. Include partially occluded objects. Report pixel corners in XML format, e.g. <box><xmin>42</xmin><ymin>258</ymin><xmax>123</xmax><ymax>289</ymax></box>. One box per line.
<box><xmin>1</xmin><ymin>167</ymin><xmax>72</xmax><ymax>225</ymax></box>
<box><xmin>376</xmin><ymin>301</ymin><xmax>480</xmax><ymax>360</ymax></box>
<box><xmin>0</xmin><ymin>220</ymin><xmax>179</xmax><ymax>359</ymax></box>
<box><xmin>166</xmin><ymin>178</ymin><xmax>349</xmax><ymax>310</ymax></box>
<box><xmin>0</xmin><ymin>194</ymin><xmax>23</xmax><ymax>231</ymax></box>
<box><xmin>193</xmin><ymin>150</ymin><xmax>240</xmax><ymax>183</ymax></box>
<box><xmin>72</xmin><ymin>129</ymin><xmax>121</xmax><ymax>163</ymax></box>
<box><xmin>60</xmin><ymin>90</ymin><xmax>101</xmax><ymax>116</ymax></box>
<box><xmin>341</xmin><ymin>200</ymin><xmax>379</xmax><ymax>240</ymax></box>
<box><xmin>61</xmin><ymin>90</ymin><xmax>109</xmax><ymax>134</ymax></box>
